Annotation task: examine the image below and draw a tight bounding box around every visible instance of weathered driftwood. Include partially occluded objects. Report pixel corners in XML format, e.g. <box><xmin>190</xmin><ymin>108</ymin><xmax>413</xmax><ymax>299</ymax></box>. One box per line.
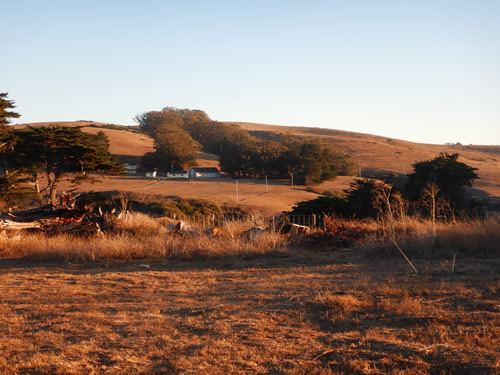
<box><xmin>0</xmin><ymin>219</ymin><xmax>42</xmax><ymax>230</ymax></box>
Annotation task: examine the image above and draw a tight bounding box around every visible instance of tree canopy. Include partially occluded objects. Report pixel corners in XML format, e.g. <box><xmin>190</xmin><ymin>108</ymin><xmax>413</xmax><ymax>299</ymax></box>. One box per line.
<box><xmin>405</xmin><ymin>153</ymin><xmax>478</xmax><ymax>210</ymax></box>
<box><xmin>135</xmin><ymin>110</ymin><xmax>201</xmax><ymax>171</ymax></box>
<box><xmin>11</xmin><ymin>126</ymin><xmax>123</xmax><ymax>204</ymax></box>
<box><xmin>289</xmin><ymin>178</ymin><xmax>392</xmax><ymax>219</ymax></box>
<box><xmin>135</xmin><ymin>110</ymin><xmax>185</xmax><ymax>137</ymax></box>
<box><xmin>0</xmin><ymin>93</ymin><xmax>19</xmax><ymax>171</ymax></box>
<box><xmin>0</xmin><ymin>92</ymin><xmax>20</xmax><ymax>128</ymax></box>
<box><xmin>0</xmin><ymin>94</ymin><xmax>27</xmax><ymax>208</ymax></box>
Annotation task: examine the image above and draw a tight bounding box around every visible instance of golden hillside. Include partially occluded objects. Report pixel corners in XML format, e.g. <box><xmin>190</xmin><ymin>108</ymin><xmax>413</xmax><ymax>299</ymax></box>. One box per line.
<box><xmin>12</xmin><ymin>121</ymin><xmax>499</xmax><ymax>212</ymax></box>
<box><xmin>234</xmin><ymin>122</ymin><xmax>500</xmax><ymax>200</ymax></box>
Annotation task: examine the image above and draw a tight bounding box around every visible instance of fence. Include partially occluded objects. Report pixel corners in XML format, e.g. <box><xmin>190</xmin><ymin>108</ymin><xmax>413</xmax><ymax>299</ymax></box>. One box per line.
<box><xmin>287</xmin><ymin>214</ymin><xmax>324</xmax><ymax>228</ymax></box>
<box><xmin>152</xmin><ymin>212</ymin><xmax>326</xmax><ymax>229</ymax></box>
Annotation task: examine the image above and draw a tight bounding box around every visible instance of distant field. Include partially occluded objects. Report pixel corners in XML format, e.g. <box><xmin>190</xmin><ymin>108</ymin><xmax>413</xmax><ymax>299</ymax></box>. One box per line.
<box><xmin>58</xmin><ymin>176</ymin><xmax>356</xmax><ymax>214</ymax></box>
<box><xmin>14</xmin><ymin>121</ymin><xmax>500</xmax><ymax>211</ymax></box>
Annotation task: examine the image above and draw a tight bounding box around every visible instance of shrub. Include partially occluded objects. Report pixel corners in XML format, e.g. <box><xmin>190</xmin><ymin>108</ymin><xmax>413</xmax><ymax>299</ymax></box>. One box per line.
<box><xmin>130</xmin><ymin>198</ymin><xmax>222</xmax><ymax>218</ymax></box>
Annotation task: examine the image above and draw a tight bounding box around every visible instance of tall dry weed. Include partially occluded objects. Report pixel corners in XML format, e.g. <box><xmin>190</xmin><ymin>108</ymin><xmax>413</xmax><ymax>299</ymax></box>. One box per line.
<box><xmin>353</xmin><ymin>215</ymin><xmax>500</xmax><ymax>260</ymax></box>
<box><xmin>0</xmin><ymin>212</ymin><xmax>287</xmax><ymax>262</ymax></box>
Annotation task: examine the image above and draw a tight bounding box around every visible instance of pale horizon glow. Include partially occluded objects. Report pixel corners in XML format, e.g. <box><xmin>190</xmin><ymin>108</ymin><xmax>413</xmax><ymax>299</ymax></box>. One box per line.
<box><xmin>3</xmin><ymin>1</ymin><xmax>499</xmax><ymax>145</ymax></box>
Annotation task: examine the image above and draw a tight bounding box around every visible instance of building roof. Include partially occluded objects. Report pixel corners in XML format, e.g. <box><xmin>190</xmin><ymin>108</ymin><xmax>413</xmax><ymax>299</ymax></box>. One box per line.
<box><xmin>168</xmin><ymin>170</ymin><xmax>187</xmax><ymax>174</ymax></box>
<box><xmin>189</xmin><ymin>167</ymin><xmax>220</xmax><ymax>173</ymax></box>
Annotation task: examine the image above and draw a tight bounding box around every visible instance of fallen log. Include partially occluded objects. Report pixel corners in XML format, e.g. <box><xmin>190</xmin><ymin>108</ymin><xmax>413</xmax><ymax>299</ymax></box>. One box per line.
<box><xmin>0</xmin><ymin>219</ymin><xmax>42</xmax><ymax>230</ymax></box>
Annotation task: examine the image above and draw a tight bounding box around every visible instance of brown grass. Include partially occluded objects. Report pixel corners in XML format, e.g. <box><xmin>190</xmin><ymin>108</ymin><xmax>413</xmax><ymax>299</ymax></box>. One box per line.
<box><xmin>309</xmin><ymin>215</ymin><xmax>500</xmax><ymax>263</ymax></box>
<box><xmin>312</xmin><ymin>274</ymin><xmax>499</xmax><ymax>374</ymax></box>
<box><xmin>368</xmin><ymin>216</ymin><xmax>500</xmax><ymax>261</ymax></box>
<box><xmin>0</xmin><ymin>212</ymin><xmax>499</xmax><ymax>373</ymax></box>
<box><xmin>0</xmin><ymin>244</ymin><xmax>497</xmax><ymax>373</ymax></box>
<box><xmin>82</xmin><ymin>126</ymin><xmax>154</xmax><ymax>156</ymax></box>
<box><xmin>1</xmin><ymin>213</ymin><xmax>499</xmax><ymax>265</ymax></box>
<box><xmin>0</xmin><ymin>213</ymin><xmax>287</xmax><ymax>262</ymax></box>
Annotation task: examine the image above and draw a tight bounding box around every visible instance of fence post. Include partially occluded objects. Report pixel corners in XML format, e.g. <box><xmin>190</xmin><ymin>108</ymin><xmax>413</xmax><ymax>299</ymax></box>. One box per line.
<box><xmin>312</xmin><ymin>214</ymin><xmax>316</xmax><ymax>228</ymax></box>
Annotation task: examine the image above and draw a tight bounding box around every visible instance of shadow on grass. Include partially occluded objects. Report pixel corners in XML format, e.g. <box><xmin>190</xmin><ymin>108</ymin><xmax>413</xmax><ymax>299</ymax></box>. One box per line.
<box><xmin>0</xmin><ymin>248</ymin><xmax>361</xmax><ymax>275</ymax></box>
<box><xmin>305</xmin><ymin>294</ymin><xmax>498</xmax><ymax>374</ymax></box>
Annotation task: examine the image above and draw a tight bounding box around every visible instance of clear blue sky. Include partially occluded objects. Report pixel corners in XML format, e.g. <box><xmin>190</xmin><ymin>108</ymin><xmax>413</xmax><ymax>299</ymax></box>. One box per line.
<box><xmin>4</xmin><ymin>0</ymin><xmax>499</xmax><ymax>145</ymax></box>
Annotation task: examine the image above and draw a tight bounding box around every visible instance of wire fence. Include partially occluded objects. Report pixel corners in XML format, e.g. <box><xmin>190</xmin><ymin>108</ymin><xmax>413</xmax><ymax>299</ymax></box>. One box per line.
<box><xmin>287</xmin><ymin>214</ymin><xmax>325</xmax><ymax>228</ymax></box>
<box><xmin>151</xmin><ymin>213</ymin><xmax>326</xmax><ymax>229</ymax></box>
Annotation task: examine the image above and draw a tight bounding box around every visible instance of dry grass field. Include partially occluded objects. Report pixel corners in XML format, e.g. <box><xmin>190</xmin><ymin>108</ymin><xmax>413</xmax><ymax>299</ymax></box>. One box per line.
<box><xmin>60</xmin><ymin>176</ymin><xmax>350</xmax><ymax>214</ymax></box>
<box><xmin>0</xmin><ymin>215</ymin><xmax>499</xmax><ymax>374</ymax></box>
<box><xmin>1</xmin><ymin>255</ymin><xmax>498</xmax><ymax>374</ymax></box>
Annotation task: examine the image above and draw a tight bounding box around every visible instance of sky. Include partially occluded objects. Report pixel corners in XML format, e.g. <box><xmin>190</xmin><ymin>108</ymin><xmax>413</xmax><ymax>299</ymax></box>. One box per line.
<box><xmin>3</xmin><ymin>0</ymin><xmax>499</xmax><ymax>145</ymax></box>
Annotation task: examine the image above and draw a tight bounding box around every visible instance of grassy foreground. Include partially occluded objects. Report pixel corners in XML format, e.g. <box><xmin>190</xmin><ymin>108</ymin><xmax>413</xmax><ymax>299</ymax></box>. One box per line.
<box><xmin>0</xmin><ymin>215</ymin><xmax>498</xmax><ymax>374</ymax></box>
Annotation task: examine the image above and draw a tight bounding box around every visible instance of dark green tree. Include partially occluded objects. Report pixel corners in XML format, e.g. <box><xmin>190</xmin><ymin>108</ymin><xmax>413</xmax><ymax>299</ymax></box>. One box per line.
<box><xmin>405</xmin><ymin>153</ymin><xmax>478</xmax><ymax>210</ymax></box>
<box><xmin>0</xmin><ymin>92</ymin><xmax>20</xmax><ymax>173</ymax></box>
<box><xmin>136</xmin><ymin>110</ymin><xmax>201</xmax><ymax>171</ymax></box>
<box><xmin>0</xmin><ymin>92</ymin><xmax>20</xmax><ymax>128</ymax></box>
<box><xmin>289</xmin><ymin>195</ymin><xmax>351</xmax><ymax>217</ymax></box>
<box><xmin>0</xmin><ymin>173</ymin><xmax>33</xmax><ymax>209</ymax></box>
<box><xmin>13</xmin><ymin>126</ymin><xmax>123</xmax><ymax>204</ymax></box>
<box><xmin>135</xmin><ymin>110</ymin><xmax>184</xmax><ymax>137</ymax></box>
<box><xmin>289</xmin><ymin>178</ymin><xmax>402</xmax><ymax>220</ymax></box>
<box><xmin>140</xmin><ymin>122</ymin><xmax>201</xmax><ymax>171</ymax></box>
<box><xmin>344</xmin><ymin>179</ymin><xmax>384</xmax><ymax>219</ymax></box>
<box><xmin>154</xmin><ymin>123</ymin><xmax>201</xmax><ymax>169</ymax></box>
<box><xmin>291</xmin><ymin>141</ymin><xmax>356</xmax><ymax>185</ymax></box>
<box><xmin>162</xmin><ymin>107</ymin><xmax>211</xmax><ymax>126</ymax></box>
<box><xmin>0</xmin><ymin>93</ymin><xmax>26</xmax><ymax>208</ymax></box>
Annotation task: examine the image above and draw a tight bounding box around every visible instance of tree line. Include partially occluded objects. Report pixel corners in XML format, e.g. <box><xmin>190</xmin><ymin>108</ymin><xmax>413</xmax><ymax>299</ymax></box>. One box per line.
<box><xmin>290</xmin><ymin>152</ymin><xmax>479</xmax><ymax>219</ymax></box>
<box><xmin>135</xmin><ymin>107</ymin><xmax>358</xmax><ymax>184</ymax></box>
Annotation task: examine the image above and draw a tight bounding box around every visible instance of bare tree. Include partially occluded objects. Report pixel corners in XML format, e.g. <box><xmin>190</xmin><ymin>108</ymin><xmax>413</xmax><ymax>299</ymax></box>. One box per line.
<box><xmin>422</xmin><ymin>182</ymin><xmax>439</xmax><ymax>240</ymax></box>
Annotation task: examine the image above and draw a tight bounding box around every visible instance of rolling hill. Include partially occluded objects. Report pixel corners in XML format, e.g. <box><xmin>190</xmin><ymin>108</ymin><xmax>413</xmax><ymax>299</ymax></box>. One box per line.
<box><xmin>234</xmin><ymin>122</ymin><xmax>500</xmax><ymax>201</ymax></box>
<box><xmin>11</xmin><ymin>121</ymin><xmax>500</xmax><ymax>212</ymax></box>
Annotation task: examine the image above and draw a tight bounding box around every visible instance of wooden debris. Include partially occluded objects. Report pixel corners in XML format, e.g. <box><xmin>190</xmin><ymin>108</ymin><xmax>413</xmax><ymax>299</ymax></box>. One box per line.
<box><xmin>289</xmin><ymin>224</ymin><xmax>310</xmax><ymax>240</ymax></box>
<box><xmin>241</xmin><ymin>226</ymin><xmax>265</xmax><ymax>240</ymax></box>
<box><xmin>0</xmin><ymin>194</ymin><xmax>107</xmax><ymax>235</ymax></box>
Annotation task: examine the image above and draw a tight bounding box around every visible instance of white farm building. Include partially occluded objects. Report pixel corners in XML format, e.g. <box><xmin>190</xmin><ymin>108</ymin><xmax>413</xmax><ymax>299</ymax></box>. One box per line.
<box><xmin>187</xmin><ymin>167</ymin><xmax>221</xmax><ymax>179</ymax></box>
<box><xmin>167</xmin><ymin>170</ymin><xmax>188</xmax><ymax>179</ymax></box>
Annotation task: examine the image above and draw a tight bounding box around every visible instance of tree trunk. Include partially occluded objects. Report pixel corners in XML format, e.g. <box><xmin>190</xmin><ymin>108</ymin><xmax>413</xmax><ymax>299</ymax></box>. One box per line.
<box><xmin>49</xmin><ymin>184</ymin><xmax>57</xmax><ymax>205</ymax></box>
<box><xmin>46</xmin><ymin>173</ymin><xmax>58</xmax><ymax>205</ymax></box>
<box><xmin>32</xmin><ymin>175</ymin><xmax>43</xmax><ymax>205</ymax></box>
